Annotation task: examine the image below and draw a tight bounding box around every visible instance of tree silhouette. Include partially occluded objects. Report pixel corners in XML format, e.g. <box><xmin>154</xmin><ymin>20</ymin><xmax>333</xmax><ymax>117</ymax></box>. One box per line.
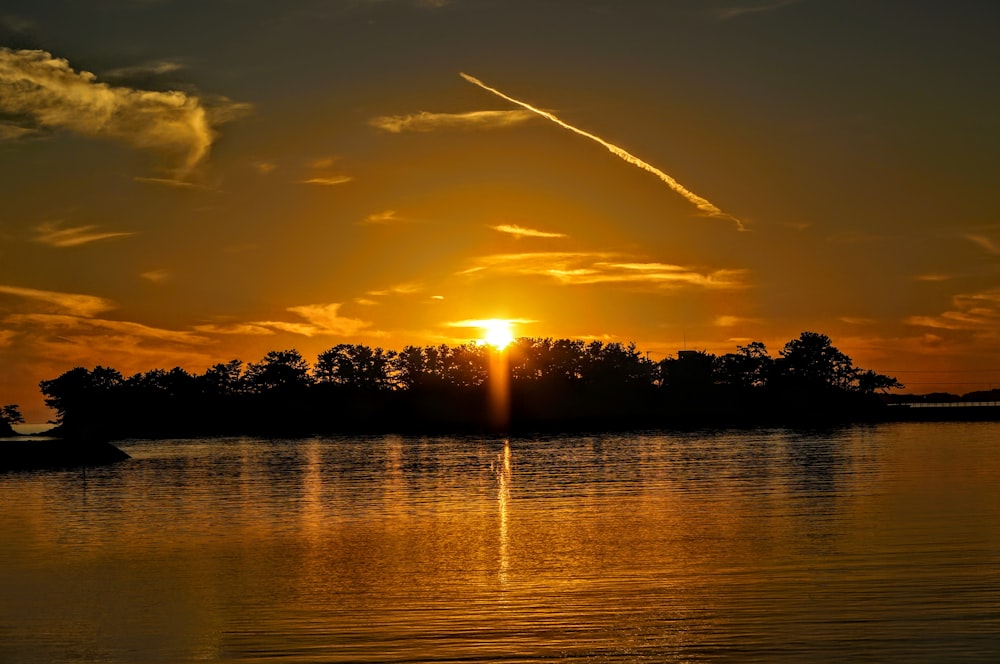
<box><xmin>245</xmin><ymin>350</ymin><xmax>312</xmax><ymax>394</ymax></box>
<box><xmin>717</xmin><ymin>341</ymin><xmax>773</xmax><ymax>390</ymax></box>
<box><xmin>200</xmin><ymin>360</ymin><xmax>245</xmax><ymax>396</ymax></box>
<box><xmin>775</xmin><ymin>332</ymin><xmax>857</xmax><ymax>391</ymax></box>
<box><xmin>316</xmin><ymin>345</ymin><xmax>395</xmax><ymax>390</ymax></box>
<box><xmin>1</xmin><ymin>404</ymin><xmax>24</xmax><ymax>435</ymax></box>
<box><xmin>30</xmin><ymin>331</ymin><xmax>908</xmax><ymax>438</ymax></box>
<box><xmin>39</xmin><ymin>366</ymin><xmax>123</xmax><ymax>435</ymax></box>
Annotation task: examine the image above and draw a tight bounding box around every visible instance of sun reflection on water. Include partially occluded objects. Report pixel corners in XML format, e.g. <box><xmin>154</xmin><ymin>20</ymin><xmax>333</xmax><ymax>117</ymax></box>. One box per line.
<box><xmin>493</xmin><ymin>439</ymin><xmax>512</xmax><ymax>584</ymax></box>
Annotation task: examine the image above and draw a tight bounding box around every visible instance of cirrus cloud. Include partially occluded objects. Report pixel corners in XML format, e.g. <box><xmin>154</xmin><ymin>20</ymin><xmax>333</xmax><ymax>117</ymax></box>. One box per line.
<box><xmin>34</xmin><ymin>221</ymin><xmax>135</xmax><ymax>248</ymax></box>
<box><xmin>0</xmin><ymin>47</ymin><xmax>251</xmax><ymax>177</ymax></box>
<box><xmin>370</xmin><ymin>109</ymin><xmax>535</xmax><ymax>133</ymax></box>
<box><xmin>491</xmin><ymin>224</ymin><xmax>566</xmax><ymax>239</ymax></box>
<box><xmin>0</xmin><ymin>284</ymin><xmax>115</xmax><ymax>317</ymax></box>
<box><xmin>461</xmin><ymin>252</ymin><xmax>748</xmax><ymax>290</ymax></box>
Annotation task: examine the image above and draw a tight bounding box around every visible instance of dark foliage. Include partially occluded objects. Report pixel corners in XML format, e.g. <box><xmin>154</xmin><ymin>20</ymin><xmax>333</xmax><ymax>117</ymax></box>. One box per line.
<box><xmin>38</xmin><ymin>332</ymin><xmax>904</xmax><ymax>440</ymax></box>
<box><xmin>1</xmin><ymin>404</ymin><xmax>24</xmax><ymax>436</ymax></box>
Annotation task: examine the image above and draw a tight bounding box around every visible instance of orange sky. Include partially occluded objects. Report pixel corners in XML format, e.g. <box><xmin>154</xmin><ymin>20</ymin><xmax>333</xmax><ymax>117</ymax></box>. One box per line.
<box><xmin>2</xmin><ymin>1</ymin><xmax>1000</xmax><ymax>421</ymax></box>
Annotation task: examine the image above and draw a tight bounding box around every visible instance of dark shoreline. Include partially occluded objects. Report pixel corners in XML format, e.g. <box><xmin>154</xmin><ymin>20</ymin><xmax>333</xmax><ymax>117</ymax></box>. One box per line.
<box><xmin>0</xmin><ymin>439</ymin><xmax>130</xmax><ymax>473</ymax></box>
<box><xmin>2</xmin><ymin>403</ymin><xmax>994</xmax><ymax>473</ymax></box>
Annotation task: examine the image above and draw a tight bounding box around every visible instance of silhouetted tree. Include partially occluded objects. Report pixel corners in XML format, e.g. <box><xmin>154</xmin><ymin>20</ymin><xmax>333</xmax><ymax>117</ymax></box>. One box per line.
<box><xmin>717</xmin><ymin>341</ymin><xmax>773</xmax><ymax>390</ymax></box>
<box><xmin>1</xmin><ymin>404</ymin><xmax>23</xmax><ymax>435</ymax></box>
<box><xmin>200</xmin><ymin>360</ymin><xmax>245</xmax><ymax>396</ymax></box>
<box><xmin>855</xmin><ymin>369</ymin><xmax>903</xmax><ymax>395</ymax></box>
<box><xmin>40</xmin><ymin>366</ymin><xmax>123</xmax><ymax>435</ymax></box>
<box><xmin>660</xmin><ymin>350</ymin><xmax>717</xmax><ymax>394</ymax></box>
<box><xmin>245</xmin><ymin>350</ymin><xmax>312</xmax><ymax>394</ymax></box>
<box><xmin>775</xmin><ymin>332</ymin><xmax>856</xmax><ymax>391</ymax></box>
<box><xmin>29</xmin><ymin>331</ymin><xmax>909</xmax><ymax>438</ymax></box>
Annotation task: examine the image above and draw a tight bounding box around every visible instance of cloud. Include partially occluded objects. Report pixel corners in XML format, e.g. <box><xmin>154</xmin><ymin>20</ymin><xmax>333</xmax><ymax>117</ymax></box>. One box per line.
<box><xmin>367</xmin><ymin>283</ymin><xmax>423</xmax><ymax>297</ymax></box>
<box><xmin>370</xmin><ymin>109</ymin><xmax>535</xmax><ymax>133</ymax></box>
<box><xmin>140</xmin><ymin>269</ymin><xmax>171</xmax><ymax>283</ymax></box>
<box><xmin>34</xmin><ymin>221</ymin><xmax>135</xmax><ymax>248</ymax></box>
<box><xmin>286</xmin><ymin>303</ymin><xmax>371</xmax><ymax>336</ymax></box>
<box><xmin>0</xmin><ymin>284</ymin><xmax>115</xmax><ymax>317</ymax></box>
<box><xmin>103</xmin><ymin>60</ymin><xmax>185</xmax><ymax>80</ymax></box>
<box><xmin>0</xmin><ymin>122</ymin><xmax>34</xmax><ymax>140</ymax></box>
<box><xmin>839</xmin><ymin>316</ymin><xmax>876</xmax><ymax>326</ymax></box>
<box><xmin>446</xmin><ymin>317</ymin><xmax>536</xmax><ymax>328</ymax></box>
<box><xmin>193</xmin><ymin>323</ymin><xmax>276</xmax><ymax>336</ymax></box>
<box><xmin>5</xmin><ymin>313</ymin><xmax>210</xmax><ymax>345</ymax></box>
<box><xmin>965</xmin><ymin>234</ymin><xmax>1000</xmax><ymax>255</ymax></box>
<box><xmin>0</xmin><ymin>48</ymin><xmax>250</xmax><ymax>177</ymax></box>
<box><xmin>198</xmin><ymin>303</ymin><xmax>371</xmax><ymax>338</ymax></box>
<box><xmin>363</xmin><ymin>210</ymin><xmax>406</xmax><ymax>224</ymax></box>
<box><xmin>914</xmin><ymin>273</ymin><xmax>953</xmax><ymax>282</ymax></box>
<box><xmin>301</xmin><ymin>176</ymin><xmax>353</xmax><ymax>186</ymax></box>
<box><xmin>715</xmin><ymin>315</ymin><xmax>761</xmax><ymax>327</ymax></box>
<box><xmin>462</xmin><ymin>252</ymin><xmax>748</xmax><ymax>289</ymax></box>
<box><xmin>0</xmin><ymin>329</ymin><xmax>15</xmax><ymax>347</ymax></box>
<box><xmin>713</xmin><ymin>0</ymin><xmax>800</xmax><ymax>21</ymax></box>
<box><xmin>133</xmin><ymin>176</ymin><xmax>218</xmax><ymax>190</ymax></box>
<box><xmin>491</xmin><ymin>224</ymin><xmax>566</xmax><ymax>239</ymax></box>
<box><xmin>461</xmin><ymin>72</ymin><xmax>744</xmax><ymax>230</ymax></box>
<box><xmin>906</xmin><ymin>289</ymin><xmax>1000</xmax><ymax>332</ymax></box>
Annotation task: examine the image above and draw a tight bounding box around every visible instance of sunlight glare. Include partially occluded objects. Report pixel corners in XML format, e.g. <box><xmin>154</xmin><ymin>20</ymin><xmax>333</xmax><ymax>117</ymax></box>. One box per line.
<box><xmin>480</xmin><ymin>319</ymin><xmax>515</xmax><ymax>350</ymax></box>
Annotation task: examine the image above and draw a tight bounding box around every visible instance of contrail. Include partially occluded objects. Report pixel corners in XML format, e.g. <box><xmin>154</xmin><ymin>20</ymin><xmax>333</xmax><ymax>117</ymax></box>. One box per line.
<box><xmin>460</xmin><ymin>72</ymin><xmax>744</xmax><ymax>230</ymax></box>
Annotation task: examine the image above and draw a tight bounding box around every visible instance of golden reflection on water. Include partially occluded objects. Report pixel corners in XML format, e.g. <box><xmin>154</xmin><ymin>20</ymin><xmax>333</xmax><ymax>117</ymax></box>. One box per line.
<box><xmin>493</xmin><ymin>439</ymin><xmax>512</xmax><ymax>584</ymax></box>
<box><xmin>2</xmin><ymin>426</ymin><xmax>1000</xmax><ymax>662</ymax></box>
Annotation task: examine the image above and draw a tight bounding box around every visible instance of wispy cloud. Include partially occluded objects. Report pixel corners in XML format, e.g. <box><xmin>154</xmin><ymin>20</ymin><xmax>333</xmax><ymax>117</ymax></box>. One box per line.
<box><xmin>914</xmin><ymin>273</ymin><xmax>953</xmax><ymax>282</ymax></box>
<box><xmin>965</xmin><ymin>233</ymin><xmax>1000</xmax><ymax>255</ymax></box>
<box><xmin>0</xmin><ymin>284</ymin><xmax>115</xmax><ymax>317</ymax></box>
<box><xmin>370</xmin><ymin>109</ymin><xmax>535</xmax><ymax>133</ymax></box>
<box><xmin>363</xmin><ymin>210</ymin><xmax>407</xmax><ymax>224</ymax></box>
<box><xmin>140</xmin><ymin>269</ymin><xmax>171</xmax><ymax>283</ymax></box>
<box><xmin>301</xmin><ymin>176</ymin><xmax>353</xmax><ymax>186</ymax></box>
<box><xmin>133</xmin><ymin>176</ymin><xmax>218</xmax><ymax>190</ymax></box>
<box><xmin>286</xmin><ymin>303</ymin><xmax>370</xmax><ymax>336</ymax></box>
<box><xmin>715</xmin><ymin>315</ymin><xmax>761</xmax><ymax>327</ymax></box>
<box><xmin>367</xmin><ymin>283</ymin><xmax>423</xmax><ymax>297</ymax></box>
<box><xmin>0</xmin><ymin>329</ymin><xmax>15</xmax><ymax>347</ymax></box>
<box><xmin>839</xmin><ymin>316</ymin><xmax>876</xmax><ymax>326</ymax></box>
<box><xmin>193</xmin><ymin>322</ymin><xmax>276</xmax><ymax>336</ymax></box>
<box><xmin>906</xmin><ymin>289</ymin><xmax>1000</xmax><ymax>332</ymax></box>
<box><xmin>446</xmin><ymin>317</ymin><xmax>536</xmax><ymax>328</ymax></box>
<box><xmin>462</xmin><ymin>252</ymin><xmax>748</xmax><ymax>289</ymax></box>
<box><xmin>197</xmin><ymin>303</ymin><xmax>370</xmax><ymax>338</ymax></box>
<box><xmin>103</xmin><ymin>59</ymin><xmax>185</xmax><ymax>80</ymax></box>
<box><xmin>491</xmin><ymin>224</ymin><xmax>566</xmax><ymax>239</ymax></box>
<box><xmin>461</xmin><ymin>72</ymin><xmax>744</xmax><ymax>230</ymax></box>
<box><xmin>5</xmin><ymin>313</ymin><xmax>210</xmax><ymax>345</ymax></box>
<box><xmin>0</xmin><ymin>48</ymin><xmax>250</xmax><ymax>178</ymax></box>
<box><xmin>34</xmin><ymin>221</ymin><xmax>134</xmax><ymax>248</ymax></box>
<box><xmin>0</xmin><ymin>122</ymin><xmax>34</xmax><ymax>140</ymax></box>
<box><xmin>713</xmin><ymin>0</ymin><xmax>801</xmax><ymax>21</ymax></box>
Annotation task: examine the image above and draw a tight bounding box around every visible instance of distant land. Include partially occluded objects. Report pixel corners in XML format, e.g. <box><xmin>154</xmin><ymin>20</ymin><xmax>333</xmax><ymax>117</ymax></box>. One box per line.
<box><xmin>0</xmin><ymin>331</ymin><xmax>989</xmax><ymax>446</ymax></box>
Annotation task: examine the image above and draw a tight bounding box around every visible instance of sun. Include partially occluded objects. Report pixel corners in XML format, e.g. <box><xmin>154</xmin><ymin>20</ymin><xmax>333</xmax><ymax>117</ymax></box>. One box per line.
<box><xmin>480</xmin><ymin>319</ymin><xmax>515</xmax><ymax>350</ymax></box>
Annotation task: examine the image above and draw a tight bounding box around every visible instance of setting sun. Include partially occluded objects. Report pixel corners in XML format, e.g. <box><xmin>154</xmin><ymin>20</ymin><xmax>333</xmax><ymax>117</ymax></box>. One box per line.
<box><xmin>480</xmin><ymin>319</ymin><xmax>515</xmax><ymax>350</ymax></box>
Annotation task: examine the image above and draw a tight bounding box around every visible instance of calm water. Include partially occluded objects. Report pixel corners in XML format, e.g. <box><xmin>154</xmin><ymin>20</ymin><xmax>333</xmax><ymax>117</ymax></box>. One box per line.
<box><xmin>2</xmin><ymin>423</ymin><xmax>998</xmax><ymax>662</ymax></box>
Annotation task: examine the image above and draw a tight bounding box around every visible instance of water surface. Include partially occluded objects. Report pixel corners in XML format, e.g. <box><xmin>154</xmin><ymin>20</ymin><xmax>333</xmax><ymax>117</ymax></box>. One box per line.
<box><xmin>2</xmin><ymin>423</ymin><xmax>998</xmax><ymax>662</ymax></box>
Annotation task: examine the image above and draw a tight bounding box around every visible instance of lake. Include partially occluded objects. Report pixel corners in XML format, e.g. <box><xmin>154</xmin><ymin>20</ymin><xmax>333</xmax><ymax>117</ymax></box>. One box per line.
<box><xmin>2</xmin><ymin>422</ymin><xmax>998</xmax><ymax>662</ymax></box>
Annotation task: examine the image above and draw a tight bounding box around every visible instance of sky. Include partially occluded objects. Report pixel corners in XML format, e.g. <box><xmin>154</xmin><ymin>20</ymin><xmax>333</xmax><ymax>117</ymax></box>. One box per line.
<box><xmin>2</xmin><ymin>0</ymin><xmax>999</xmax><ymax>422</ymax></box>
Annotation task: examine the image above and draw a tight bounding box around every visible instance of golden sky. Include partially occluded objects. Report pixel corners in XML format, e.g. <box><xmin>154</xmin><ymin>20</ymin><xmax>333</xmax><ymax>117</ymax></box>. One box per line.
<box><xmin>2</xmin><ymin>1</ymin><xmax>1000</xmax><ymax>421</ymax></box>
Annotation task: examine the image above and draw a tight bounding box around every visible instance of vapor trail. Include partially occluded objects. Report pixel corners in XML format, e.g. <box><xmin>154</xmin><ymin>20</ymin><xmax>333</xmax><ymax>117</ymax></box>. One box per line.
<box><xmin>460</xmin><ymin>72</ymin><xmax>743</xmax><ymax>230</ymax></box>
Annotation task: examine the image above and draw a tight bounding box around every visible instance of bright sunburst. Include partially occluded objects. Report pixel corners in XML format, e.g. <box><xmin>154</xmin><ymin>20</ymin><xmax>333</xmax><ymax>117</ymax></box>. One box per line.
<box><xmin>480</xmin><ymin>319</ymin><xmax>515</xmax><ymax>350</ymax></box>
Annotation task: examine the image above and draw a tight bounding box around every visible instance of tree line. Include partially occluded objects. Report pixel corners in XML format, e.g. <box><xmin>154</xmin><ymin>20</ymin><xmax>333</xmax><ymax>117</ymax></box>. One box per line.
<box><xmin>36</xmin><ymin>331</ymin><xmax>903</xmax><ymax>439</ymax></box>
